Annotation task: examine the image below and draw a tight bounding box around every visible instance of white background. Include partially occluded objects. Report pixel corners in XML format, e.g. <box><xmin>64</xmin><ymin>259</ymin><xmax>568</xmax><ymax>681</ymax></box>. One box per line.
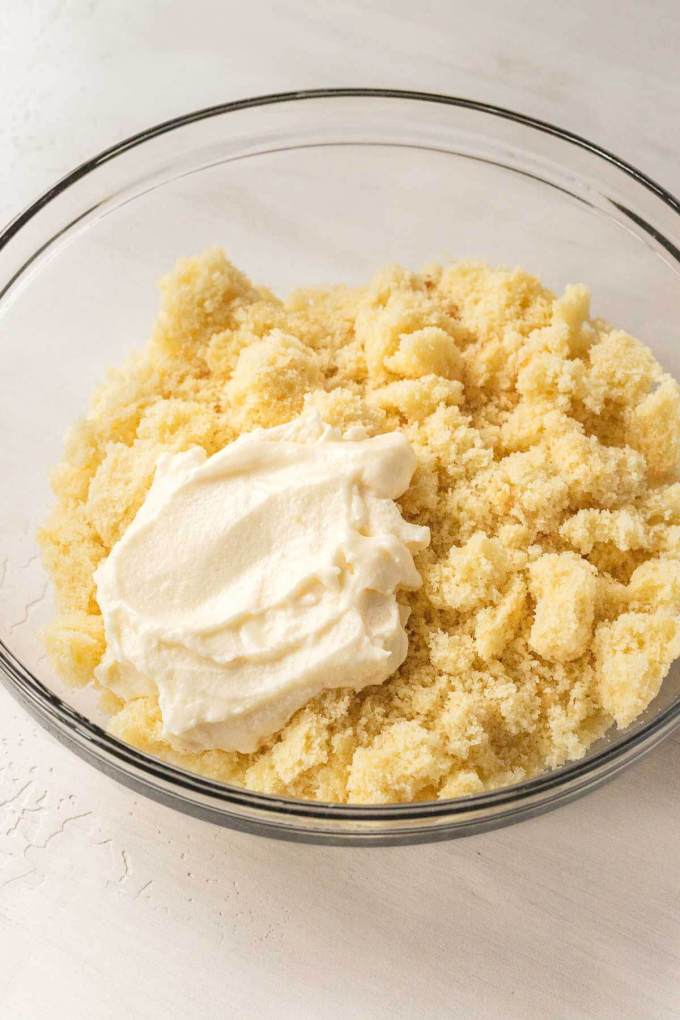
<box><xmin>1</xmin><ymin>2</ymin><xmax>680</xmax><ymax>1017</ymax></box>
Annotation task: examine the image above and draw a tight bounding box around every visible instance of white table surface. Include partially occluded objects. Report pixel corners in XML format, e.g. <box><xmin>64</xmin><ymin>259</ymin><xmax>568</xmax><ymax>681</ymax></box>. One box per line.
<box><xmin>2</xmin><ymin>3</ymin><xmax>679</xmax><ymax>1017</ymax></box>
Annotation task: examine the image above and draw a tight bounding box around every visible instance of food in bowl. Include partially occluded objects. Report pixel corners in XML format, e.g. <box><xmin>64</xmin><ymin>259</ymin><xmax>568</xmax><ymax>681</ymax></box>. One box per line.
<box><xmin>39</xmin><ymin>249</ymin><xmax>680</xmax><ymax>803</ymax></box>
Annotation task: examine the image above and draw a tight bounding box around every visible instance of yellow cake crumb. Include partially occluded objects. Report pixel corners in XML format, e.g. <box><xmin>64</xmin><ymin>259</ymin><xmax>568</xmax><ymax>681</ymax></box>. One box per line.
<box><xmin>39</xmin><ymin>249</ymin><xmax>680</xmax><ymax>803</ymax></box>
<box><xmin>528</xmin><ymin>552</ymin><xmax>598</xmax><ymax>663</ymax></box>
<box><xmin>595</xmin><ymin>613</ymin><xmax>680</xmax><ymax>727</ymax></box>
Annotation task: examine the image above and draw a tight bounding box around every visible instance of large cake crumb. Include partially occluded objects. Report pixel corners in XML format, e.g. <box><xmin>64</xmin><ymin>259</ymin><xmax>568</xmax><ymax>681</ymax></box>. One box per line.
<box><xmin>39</xmin><ymin>250</ymin><xmax>680</xmax><ymax>803</ymax></box>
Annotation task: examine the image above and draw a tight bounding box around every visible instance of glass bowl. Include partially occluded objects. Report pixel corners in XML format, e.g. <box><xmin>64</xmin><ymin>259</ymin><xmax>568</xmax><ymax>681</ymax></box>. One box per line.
<box><xmin>2</xmin><ymin>89</ymin><xmax>680</xmax><ymax>846</ymax></box>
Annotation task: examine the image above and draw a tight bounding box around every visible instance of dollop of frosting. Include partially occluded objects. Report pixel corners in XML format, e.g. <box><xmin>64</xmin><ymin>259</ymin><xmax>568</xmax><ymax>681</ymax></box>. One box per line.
<box><xmin>94</xmin><ymin>410</ymin><xmax>430</xmax><ymax>753</ymax></box>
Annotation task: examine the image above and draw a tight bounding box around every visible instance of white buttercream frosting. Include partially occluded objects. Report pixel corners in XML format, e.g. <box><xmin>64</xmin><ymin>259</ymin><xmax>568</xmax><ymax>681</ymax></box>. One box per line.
<box><xmin>94</xmin><ymin>410</ymin><xmax>430</xmax><ymax>753</ymax></box>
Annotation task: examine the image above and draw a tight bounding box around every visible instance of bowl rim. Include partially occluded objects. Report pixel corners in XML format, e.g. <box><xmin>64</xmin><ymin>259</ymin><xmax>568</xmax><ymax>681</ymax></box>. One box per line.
<box><xmin>2</xmin><ymin>86</ymin><xmax>680</xmax><ymax>825</ymax></box>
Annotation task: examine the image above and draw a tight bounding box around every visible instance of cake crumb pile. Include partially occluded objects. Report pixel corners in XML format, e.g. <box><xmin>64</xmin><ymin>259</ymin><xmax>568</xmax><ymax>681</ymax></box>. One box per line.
<box><xmin>39</xmin><ymin>250</ymin><xmax>680</xmax><ymax>803</ymax></box>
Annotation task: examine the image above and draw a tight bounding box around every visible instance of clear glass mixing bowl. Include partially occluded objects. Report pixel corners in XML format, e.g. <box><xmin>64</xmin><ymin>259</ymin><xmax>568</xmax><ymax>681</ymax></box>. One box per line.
<box><xmin>1</xmin><ymin>89</ymin><xmax>679</xmax><ymax>845</ymax></box>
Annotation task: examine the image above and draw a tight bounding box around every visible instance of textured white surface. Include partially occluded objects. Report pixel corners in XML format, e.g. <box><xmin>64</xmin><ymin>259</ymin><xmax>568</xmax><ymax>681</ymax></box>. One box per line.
<box><xmin>2</xmin><ymin>2</ymin><xmax>680</xmax><ymax>1018</ymax></box>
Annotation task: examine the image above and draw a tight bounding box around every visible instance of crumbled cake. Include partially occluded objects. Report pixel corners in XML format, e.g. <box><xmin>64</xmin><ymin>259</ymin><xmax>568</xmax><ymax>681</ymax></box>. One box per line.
<box><xmin>39</xmin><ymin>250</ymin><xmax>680</xmax><ymax>803</ymax></box>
